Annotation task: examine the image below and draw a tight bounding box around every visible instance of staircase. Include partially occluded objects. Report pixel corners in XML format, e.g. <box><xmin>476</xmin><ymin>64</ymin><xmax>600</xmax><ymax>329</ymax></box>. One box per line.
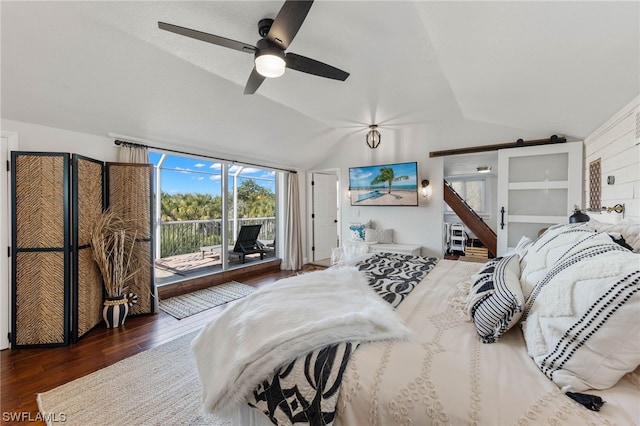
<box><xmin>443</xmin><ymin>180</ymin><xmax>497</xmax><ymax>257</ymax></box>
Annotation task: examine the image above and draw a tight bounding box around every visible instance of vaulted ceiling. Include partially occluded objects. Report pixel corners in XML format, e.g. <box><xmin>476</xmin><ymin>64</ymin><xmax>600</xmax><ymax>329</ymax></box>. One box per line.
<box><xmin>2</xmin><ymin>1</ymin><xmax>638</xmax><ymax>170</ymax></box>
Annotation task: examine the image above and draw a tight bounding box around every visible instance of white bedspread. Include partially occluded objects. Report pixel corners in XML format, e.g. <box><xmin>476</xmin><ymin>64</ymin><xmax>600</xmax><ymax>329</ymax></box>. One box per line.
<box><xmin>191</xmin><ymin>266</ymin><xmax>410</xmax><ymax>416</ymax></box>
<box><xmin>334</xmin><ymin>259</ymin><xmax>640</xmax><ymax>426</ymax></box>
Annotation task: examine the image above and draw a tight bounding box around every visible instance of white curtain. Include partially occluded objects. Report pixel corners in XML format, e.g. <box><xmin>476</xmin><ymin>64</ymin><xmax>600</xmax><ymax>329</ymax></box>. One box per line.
<box><xmin>118</xmin><ymin>143</ymin><xmax>149</xmax><ymax>164</ymax></box>
<box><xmin>283</xmin><ymin>173</ymin><xmax>303</xmax><ymax>270</ymax></box>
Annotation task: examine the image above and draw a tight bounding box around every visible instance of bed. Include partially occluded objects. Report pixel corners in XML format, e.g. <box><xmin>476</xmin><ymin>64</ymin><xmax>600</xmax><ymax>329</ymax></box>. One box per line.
<box><xmin>192</xmin><ymin>221</ymin><xmax>640</xmax><ymax>426</ymax></box>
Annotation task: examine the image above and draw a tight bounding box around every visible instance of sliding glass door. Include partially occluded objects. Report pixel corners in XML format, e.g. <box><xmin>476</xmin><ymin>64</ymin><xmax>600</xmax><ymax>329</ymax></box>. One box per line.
<box><xmin>150</xmin><ymin>152</ymin><xmax>277</xmax><ymax>285</ymax></box>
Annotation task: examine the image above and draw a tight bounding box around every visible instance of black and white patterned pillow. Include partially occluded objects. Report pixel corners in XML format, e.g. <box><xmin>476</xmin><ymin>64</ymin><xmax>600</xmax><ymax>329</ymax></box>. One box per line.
<box><xmin>465</xmin><ymin>254</ymin><xmax>524</xmax><ymax>343</ymax></box>
<box><xmin>521</xmin><ymin>232</ymin><xmax>640</xmax><ymax>391</ymax></box>
<box><xmin>519</xmin><ymin>224</ymin><xmax>597</xmax><ymax>299</ymax></box>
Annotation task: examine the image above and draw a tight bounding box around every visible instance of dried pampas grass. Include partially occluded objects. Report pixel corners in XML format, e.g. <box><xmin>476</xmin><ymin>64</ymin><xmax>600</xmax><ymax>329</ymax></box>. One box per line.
<box><xmin>91</xmin><ymin>209</ymin><xmax>142</xmax><ymax>298</ymax></box>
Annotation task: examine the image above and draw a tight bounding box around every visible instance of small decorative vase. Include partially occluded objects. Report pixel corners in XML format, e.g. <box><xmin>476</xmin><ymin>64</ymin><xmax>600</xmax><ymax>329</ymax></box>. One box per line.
<box><xmin>103</xmin><ymin>296</ymin><xmax>129</xmax><ymax>328</ymax></box>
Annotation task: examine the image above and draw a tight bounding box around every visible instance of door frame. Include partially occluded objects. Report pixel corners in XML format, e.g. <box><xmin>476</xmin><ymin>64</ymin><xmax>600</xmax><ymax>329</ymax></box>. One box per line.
<box><xmin>306</xmin><ymin>168</ymin><xmax>341</xmax><ymax>263</ymax></box>
<box><xmin>1</xmin><ymin>132</ymin><xmax>19</xmax><ymax>350</ymax></box>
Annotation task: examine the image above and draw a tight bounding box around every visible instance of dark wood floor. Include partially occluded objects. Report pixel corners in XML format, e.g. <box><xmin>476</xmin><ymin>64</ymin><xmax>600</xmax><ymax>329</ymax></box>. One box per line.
<box><xmin>1</xmin><ymin>265</ymin><xmax>321</xmax><ymax>425</ymax></box>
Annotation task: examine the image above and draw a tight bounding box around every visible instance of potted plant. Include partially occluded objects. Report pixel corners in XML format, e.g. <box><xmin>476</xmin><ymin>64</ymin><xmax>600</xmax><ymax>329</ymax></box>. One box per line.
<box><xmin>91</xmin><ymin>209</ymin><xmax>141</xmax><ymax>328</ymax></box>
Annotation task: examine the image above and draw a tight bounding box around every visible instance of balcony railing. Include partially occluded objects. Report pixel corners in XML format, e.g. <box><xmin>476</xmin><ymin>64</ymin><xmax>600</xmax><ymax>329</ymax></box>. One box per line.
<box><xmin>157</xmin><ymin>217</ymin><xmax>275</xmax><ymax>258</ymax></box>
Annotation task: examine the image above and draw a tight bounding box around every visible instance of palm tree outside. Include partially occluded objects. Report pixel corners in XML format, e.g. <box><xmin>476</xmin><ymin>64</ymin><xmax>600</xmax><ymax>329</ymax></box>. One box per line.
<box><xmin>150</xmin><ymin>152</ymin><xmax>278</xmax><ymax>283</ymax></box>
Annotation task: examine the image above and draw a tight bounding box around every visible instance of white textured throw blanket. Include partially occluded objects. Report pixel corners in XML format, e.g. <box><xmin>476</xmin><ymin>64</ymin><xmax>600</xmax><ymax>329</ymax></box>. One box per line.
<box><xmin>191</xmin><ymin>266</ymin><xmax>409</xmax><ymax>415</ymax></box>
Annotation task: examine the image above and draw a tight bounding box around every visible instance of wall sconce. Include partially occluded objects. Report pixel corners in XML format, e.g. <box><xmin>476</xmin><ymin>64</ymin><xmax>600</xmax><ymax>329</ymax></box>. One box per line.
<box><xmin>347</xmin><ymin>187</ymin><xmax>351</xmax><ymax>199</ymax></box>
<box><xmin>605</xmin><ymin>203</ymin><xmax>625</xmax><ymax>214</ymax></box>
<box><xmin>420</xmin><ymin>179</ymin><xmax>431</xmax><ymax>198</ymax></box>
<box><xmin>569</xmin><ymin>205</ymin><xmax>590</xmax><ymax>223</ymax></box>
<box><xmin>366</xmin><ymin>125</ymin><xmax>381</xmax><ymax>149</ymax></box>
<box><xmin>477</xmin><ymin>166</ymin><xmax>492</xmax><ymax>173</ymax></box>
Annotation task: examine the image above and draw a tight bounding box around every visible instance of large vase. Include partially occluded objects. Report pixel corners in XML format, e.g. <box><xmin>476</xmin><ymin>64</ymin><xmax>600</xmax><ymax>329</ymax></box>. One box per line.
<box><xmin>103</xmin><ymin>296</ymin><xmax>129</xmax><ymax>328</ymax></box>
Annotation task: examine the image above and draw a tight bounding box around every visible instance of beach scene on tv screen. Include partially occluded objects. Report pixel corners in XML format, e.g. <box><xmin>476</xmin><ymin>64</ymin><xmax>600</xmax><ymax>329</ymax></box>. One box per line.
<box><xmin>349</xmin><ymin>162</ymin><xmax>418</xmax><ymax>206</ymax></box>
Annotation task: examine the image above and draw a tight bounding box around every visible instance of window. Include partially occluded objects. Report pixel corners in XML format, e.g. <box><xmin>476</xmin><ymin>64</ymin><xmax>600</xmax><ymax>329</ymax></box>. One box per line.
<box><xmin>149</xmin><ymin>152</ymin><xmax>278</xmax><ymax>285</ymax></box>
<box><xmin>446</xmin><ymin>178</ymin><xmax>487</xmax><ymax>214</ymax></box>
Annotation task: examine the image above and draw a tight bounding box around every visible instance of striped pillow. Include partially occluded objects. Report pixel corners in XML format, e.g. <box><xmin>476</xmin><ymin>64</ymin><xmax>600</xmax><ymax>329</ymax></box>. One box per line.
<box><xmin>465</xmin><ymin>254</ymin><xmax>524</xmax><ymax>343</ymax></box>
<box><xmin>519</xmin><ymin>224</ymin><xmax>597</xmax><ymax>298</ymax></box>
<box><xmin>521</xmin><ymin>232</ymin><xmax>640</xmax><ymax>391</ymax></box>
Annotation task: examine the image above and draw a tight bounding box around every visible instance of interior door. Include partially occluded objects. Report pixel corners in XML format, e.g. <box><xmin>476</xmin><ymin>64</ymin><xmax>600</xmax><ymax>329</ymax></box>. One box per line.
<box><xmin>496</xmin><ymin>142</ymin><xmax>583</xmax><ymax>255</ymax></box>
<box><xmin>312</xmin><ymin>173</ymin><xmax>338</xmax><ymax>261</ymax></box>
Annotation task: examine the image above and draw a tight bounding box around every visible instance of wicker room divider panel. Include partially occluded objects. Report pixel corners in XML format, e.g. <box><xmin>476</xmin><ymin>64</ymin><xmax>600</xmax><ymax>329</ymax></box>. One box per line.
<box><xmin>11</xmin><ymin>152</ymin><xmax>70</xmax><ymax>347</ymax></box>
<box><xmin>11</xmin><ymin>153</ymin><xmax>155</xmax><ymax>347</ymax></box>
<box><xmin>106</xmin><ymin>162</ymin><xmax>155</xmax><ymax>315</ymax></box>
<box><xmin>73</xmin><ymin>156</ymin><xmax>104</xmax><ymax>340</ymax></box>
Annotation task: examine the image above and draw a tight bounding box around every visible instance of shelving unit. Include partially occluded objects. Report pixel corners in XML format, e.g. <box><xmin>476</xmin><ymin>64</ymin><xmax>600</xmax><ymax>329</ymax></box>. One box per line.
<box><xmin>449</xmin><ymin>223</ymin><xmax>466</xmax><ymax>254</ymax></box>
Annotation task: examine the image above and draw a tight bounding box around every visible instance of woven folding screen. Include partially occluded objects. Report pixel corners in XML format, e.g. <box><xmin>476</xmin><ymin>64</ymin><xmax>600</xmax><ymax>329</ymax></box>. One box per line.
<box><xmin>73</xmin><ymin>156</ymin><xmax>104</xmax><ymax>340</ymax></box>
<box><xmin>12</xmin><ymin>152</ymin><xmax>70</xmax><ymax>347</ymax></box>
<box><xmin>11</xmin><ymin>153</ymin><xmax>155</xmax><ymax>347</ymax></box>
<box><xmin>106</xmin><ymin>162</ymin><xmax>155</xmax><ymax>315</ymax></box>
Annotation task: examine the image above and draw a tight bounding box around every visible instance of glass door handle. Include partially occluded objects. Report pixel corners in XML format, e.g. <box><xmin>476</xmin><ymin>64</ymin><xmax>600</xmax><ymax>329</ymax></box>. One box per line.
<box><xmin>500</xmin><ymin>207</ymin><xmax>505</xmax><ymax>230</ymax></box>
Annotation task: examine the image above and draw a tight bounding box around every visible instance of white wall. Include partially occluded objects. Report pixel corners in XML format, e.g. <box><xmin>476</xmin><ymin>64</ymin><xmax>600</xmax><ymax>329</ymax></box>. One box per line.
<box><xmin>1</xmin><ymin>119</ymin><xmax>118</xmax><ymax>161</ymax></box>
<box><xmin>584</xmin><ymin>95</ymin><xmax>640</xmax><ymax>222</ymax></box>
<box><xmin>308</xmin><ymin>126</ymin><xmax>440</xmax><ymax>257</ymax></box>
<box><xmin>311</xmin><ymin>97</ymin><xmax>640</xmax><ymax>257</ymax></box>
<box><xmin>309</xmin><ymin>119</ymin><xmax>543</xmax><ymax>257</ymax></box>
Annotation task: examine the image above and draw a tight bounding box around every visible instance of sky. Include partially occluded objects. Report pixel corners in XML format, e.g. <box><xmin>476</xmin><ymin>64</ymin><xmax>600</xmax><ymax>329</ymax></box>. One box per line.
<box><xmin>149</xmin><ymin>152</ymin><xmax>276</xmax><ymax>196</ymax></box>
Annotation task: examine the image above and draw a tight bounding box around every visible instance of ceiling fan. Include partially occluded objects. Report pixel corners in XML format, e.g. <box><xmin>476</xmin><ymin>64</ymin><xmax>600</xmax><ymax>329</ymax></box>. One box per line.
<box><xmin>158</xmin><ymin>0</ymin><xmax>349</xmax><ymax>95</ymax></box>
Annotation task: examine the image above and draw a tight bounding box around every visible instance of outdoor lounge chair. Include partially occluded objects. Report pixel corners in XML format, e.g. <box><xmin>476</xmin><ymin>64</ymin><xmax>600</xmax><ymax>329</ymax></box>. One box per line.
<box><xmin>229</xmin><ymin>224</ymin><xmax>266</xmax><ymax>264</ymax></box>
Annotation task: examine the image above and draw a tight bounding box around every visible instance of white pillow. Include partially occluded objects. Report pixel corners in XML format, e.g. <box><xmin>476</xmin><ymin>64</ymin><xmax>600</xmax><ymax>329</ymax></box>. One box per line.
<box><xmin>519</xmin><ymin>224</ymin><xmax>596</xmax><ymax>298</ymax></box>
<box><xmin>364</xmin><ymin>227</ymin><xmax>378</xmax><ymax>243</ymax></box>
<box><xmin>377</xmin><ymin>228</ymin><xmax>393</xmax><ymax>244</ymax></box>
<box><xmin>584</xmin><ymin>218</ymin><xmax>640</xmax><ymax>252</ymax></box>
<box><xmin>514</xmin><ymin>235</ymin><xmax>533</xmax><ymax>257</ymax></box>
<box><xmin>521</xmin><ymin>232</ymin><xmax>640</xmax><ymax>392</ymax></box>
<box><xmin>465</xmin><ymin>255</ymin><xmax>524</xmax><ymax>343</ymax></box>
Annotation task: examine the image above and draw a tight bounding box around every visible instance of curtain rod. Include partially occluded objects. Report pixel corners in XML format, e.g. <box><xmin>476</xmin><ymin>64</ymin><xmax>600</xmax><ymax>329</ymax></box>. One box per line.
<box><xmin>114</xmin><ymin>139</ymin><xmax>297</xmax><ymax>174</ymax></box>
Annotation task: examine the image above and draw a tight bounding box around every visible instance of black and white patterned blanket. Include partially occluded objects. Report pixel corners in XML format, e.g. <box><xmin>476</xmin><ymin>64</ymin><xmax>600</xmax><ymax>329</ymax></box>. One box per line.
<box><xmin>247</xmin><ymin>253</ymin><xmax>438</xmax><ymax>426</ymax></box>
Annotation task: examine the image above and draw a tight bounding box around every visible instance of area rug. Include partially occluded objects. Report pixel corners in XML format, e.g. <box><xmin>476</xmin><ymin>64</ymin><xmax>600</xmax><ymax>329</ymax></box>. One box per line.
<box><xmin>37</xmin><ymin>331</ymin><xmax>229</xmax><ymax>426</ymax></box>
<box><xmin>160</xmin><ymin>281</ymin><xmax>254</xmax><ymax>319</ymax></box>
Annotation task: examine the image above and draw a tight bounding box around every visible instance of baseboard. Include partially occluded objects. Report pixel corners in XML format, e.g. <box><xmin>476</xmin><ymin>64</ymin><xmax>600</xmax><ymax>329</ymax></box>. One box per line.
<box><xmin>158</xmin><ymin>259</ymin><xmax>281</xmax><ymax>299</ymax></box>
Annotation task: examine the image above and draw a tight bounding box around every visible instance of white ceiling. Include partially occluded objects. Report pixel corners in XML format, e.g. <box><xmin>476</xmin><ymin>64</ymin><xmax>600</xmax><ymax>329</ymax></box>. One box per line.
<box><xmin>2</xmin><ymin>1</ymin><xmax>638</xmax><ymax>171</ymax></box>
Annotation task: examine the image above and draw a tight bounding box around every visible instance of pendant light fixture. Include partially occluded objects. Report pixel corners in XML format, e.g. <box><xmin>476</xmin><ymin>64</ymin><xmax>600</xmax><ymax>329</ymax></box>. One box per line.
<box><xmin>366</xmin><ymin>125</ymin><xmax>381</xmax><ymax>149</ymax></box>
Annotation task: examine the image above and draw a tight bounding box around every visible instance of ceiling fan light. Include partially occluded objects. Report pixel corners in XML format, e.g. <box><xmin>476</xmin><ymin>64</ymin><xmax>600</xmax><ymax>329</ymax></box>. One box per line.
<box><xmin>255</xmin><ymin>53</ymin><xmax>286</xmax><ymax>78</ymax></box>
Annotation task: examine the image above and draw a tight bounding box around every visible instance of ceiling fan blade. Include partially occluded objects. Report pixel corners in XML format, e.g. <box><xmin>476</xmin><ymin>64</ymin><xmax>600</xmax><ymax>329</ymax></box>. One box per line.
<box><xmin>285</xmin><ymin>53</ymin><xmax>349</xmax><ymax>81</ymax></box>
<box><xmin>158</xmin><ymin>22</ymin><xmax>256</xmax><ymax>54</ymax></box>
<box><xmin>244</xmin><ymin>67</ymin><xmax>266</xmax><ymax>95</ymax></box>
<box><xmin>267</xmin><ymin>0</ymin><xmax>313</xmax><ymax>50</ymax></box>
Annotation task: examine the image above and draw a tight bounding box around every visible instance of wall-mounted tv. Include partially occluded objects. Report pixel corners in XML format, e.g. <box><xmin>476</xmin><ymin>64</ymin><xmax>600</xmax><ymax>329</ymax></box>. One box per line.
<box><xmin>349</xmin><ymin>161</ymin><xmax>418</xmax><ymax>206</ymax></box>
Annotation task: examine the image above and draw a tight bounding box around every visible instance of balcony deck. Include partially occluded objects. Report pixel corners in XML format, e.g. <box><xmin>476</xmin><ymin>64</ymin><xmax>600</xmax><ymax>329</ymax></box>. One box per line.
<box><xmin>154</xmin><ymin>246</ymin><xmax>276</xmax><ymax>285</ymax></box>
